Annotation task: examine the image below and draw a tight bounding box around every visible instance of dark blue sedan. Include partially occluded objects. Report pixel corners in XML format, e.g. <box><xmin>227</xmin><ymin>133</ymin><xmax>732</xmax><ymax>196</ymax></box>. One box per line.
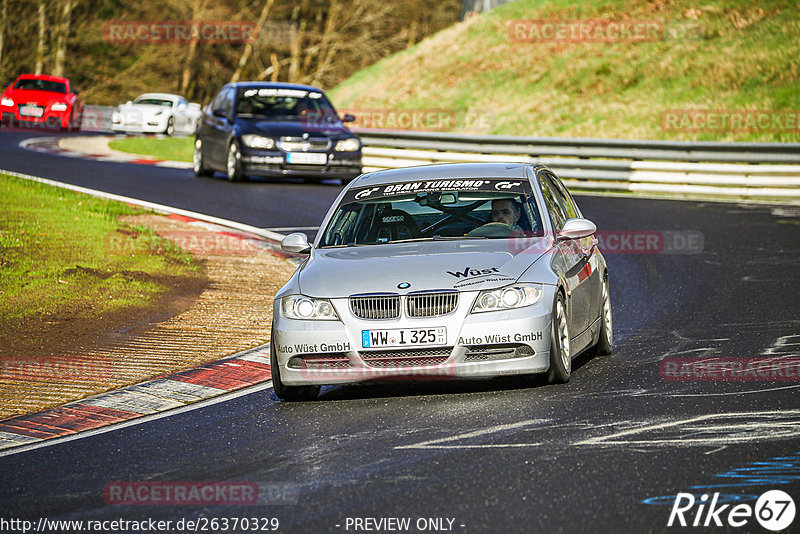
<box><xmin>193</xmin><ymin>82</ymin><xmax>362</xmax><ymax>182</ymax></box>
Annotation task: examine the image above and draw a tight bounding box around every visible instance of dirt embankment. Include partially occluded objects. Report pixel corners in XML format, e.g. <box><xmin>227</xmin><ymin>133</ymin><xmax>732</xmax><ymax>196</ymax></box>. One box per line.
<box><xmin>0</xmin><ymin>214</ymin><xmax>296</xmax><ymax>419</ymax></box>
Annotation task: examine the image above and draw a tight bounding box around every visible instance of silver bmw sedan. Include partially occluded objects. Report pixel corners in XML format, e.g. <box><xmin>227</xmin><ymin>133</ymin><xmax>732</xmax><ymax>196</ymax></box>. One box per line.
<box><xmin>270</xmin><ymin>163</ymin><xmax>612</xmax><ymax>400</ymax></box>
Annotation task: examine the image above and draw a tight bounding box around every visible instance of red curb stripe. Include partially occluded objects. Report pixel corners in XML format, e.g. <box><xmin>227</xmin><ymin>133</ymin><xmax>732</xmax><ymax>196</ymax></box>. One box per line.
<box><xmin>17</xmin><ymin>406</ymin><xmax>138</xmax><ymax>432</ymax></box>
<box><xmin>167</xmin><ymin>214</ymin><xmax>198</xmax><ymax>223</ymax></box>
<box><xmin>129</xmin><ymin>158</ymin><xmax>164</xmax><ymax>165</ymax></box>
<box><xmin>0</xmin><ymin>421</ymin><xmax>70</xmax><ymax>439</ymax></box>
<box><xmin>171</xmin><ymin>360</ymin><xmax>271</xmax><ymax>391</ymax></box>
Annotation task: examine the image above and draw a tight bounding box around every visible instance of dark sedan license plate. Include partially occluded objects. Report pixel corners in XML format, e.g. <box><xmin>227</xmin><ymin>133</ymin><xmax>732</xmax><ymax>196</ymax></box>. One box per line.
<box><xmin>286</xmin><ymin>152</ymin><xmax>327</xmax><ymax>165</ymax></box>
<box><xmin>362</xmin><ymin>327</ymin><xmax>446</xmax><ymax>348</ymax></box>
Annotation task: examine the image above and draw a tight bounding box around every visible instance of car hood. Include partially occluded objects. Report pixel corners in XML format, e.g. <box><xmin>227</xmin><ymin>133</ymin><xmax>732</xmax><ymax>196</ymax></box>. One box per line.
<box><xmin>5</xmin><ymin>89</ymin><xmax>70</xmax><ymax>104</ymax></box>
<box><xmin>237</xmin><ymin>119</ymin><xmax>352</xmax><ymax>138</ymax></box>
<box><xmin>298</xmin><ymin>239</ymin><xmax>553</xmax><ymax>297</ymax></box>
<box><xmin>120</xmin><ymin>103</ymin><xmax>172</xmax><ymax>114</ymax></box>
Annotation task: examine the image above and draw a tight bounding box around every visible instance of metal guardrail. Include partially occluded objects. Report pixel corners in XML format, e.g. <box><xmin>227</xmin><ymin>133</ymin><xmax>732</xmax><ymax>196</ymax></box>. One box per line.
<box><xmin>354</xmin><ymin>129</ymin><xmax>800</xmax><ymax>202</ymax></box>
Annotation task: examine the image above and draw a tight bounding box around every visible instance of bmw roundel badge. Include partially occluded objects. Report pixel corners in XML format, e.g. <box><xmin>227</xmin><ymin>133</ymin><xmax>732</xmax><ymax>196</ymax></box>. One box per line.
<box><xmin>397</xmin><ymin>282</ymin><xmax>411</xmax><ymax>289</ymax></box>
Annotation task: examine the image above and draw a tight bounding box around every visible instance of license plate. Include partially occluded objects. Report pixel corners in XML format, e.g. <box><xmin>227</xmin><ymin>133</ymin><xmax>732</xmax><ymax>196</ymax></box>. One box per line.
<box><xmin>20</xmin><ymin>106</ymin><xmax>43</xmax><ymax>117</ymax></box>
<box><xmin>362</xmin><ymin>327</ymin><xmax>446</xmax><ymax>348</ymax></box>
<box><xmin>286</xmin><ymin>152</ymin><xmax>327</xmax><ymax>165</ymax></box>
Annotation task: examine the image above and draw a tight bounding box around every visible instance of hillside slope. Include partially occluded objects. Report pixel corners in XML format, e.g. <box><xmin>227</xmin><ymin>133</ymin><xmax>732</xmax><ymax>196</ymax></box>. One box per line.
<box><xmin>330</xmin><ymin>0</ymin><xmax>800</xmax><ymax>141</ymax></box>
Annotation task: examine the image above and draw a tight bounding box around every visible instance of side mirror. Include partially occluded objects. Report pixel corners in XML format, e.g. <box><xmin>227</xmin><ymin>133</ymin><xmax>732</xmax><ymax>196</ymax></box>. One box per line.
<box><xmin>281</xmin><ymin>232</ymin><xmax>311</xmax><ymax>254</ymax></box>
<box><xmin>342</xmin><ymin>113</ymin><xmax>356</xmax><ymax>123</ymax></box>
<box><xmin>126</xmin><ymin>100</ymin><xmax>133</xmax><ymax>106</ymax></box>
<box><xmin>212</xmin><ymin>107</ymin><xmax>227</xmax><ymax>118</ymax></box>
<box><xmin>558</xmin><ymin>218</ymin><xmax>597</xmax><ymax>240</ymax></box>
<box><xmin>73</xmin><ymin>89</ymin><xmax>80</xmax><ymax>95</ymax></box>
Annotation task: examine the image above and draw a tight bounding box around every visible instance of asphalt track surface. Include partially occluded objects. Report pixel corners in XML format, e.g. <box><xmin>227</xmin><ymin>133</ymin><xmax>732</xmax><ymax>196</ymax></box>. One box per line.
<box><xmin>2</xmin><ymin>130</ymin><xmax>800</xmax><ymax>533</ymax></box>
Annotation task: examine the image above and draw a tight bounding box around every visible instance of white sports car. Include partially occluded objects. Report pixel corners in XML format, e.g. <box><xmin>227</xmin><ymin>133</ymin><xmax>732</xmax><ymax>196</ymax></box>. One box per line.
<box><xmin>111</xmin><ymin>93</ymin><xmax>202</xmax><ymax>136</ymax></box>
<box><xmin>270</xmin><ymin>162</ymin><xmax>613</xmax><ymax>400</ymax></box>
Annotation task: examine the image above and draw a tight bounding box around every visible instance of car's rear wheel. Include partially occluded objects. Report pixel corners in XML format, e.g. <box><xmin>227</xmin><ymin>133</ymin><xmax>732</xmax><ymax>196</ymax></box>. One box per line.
<box><xmin>226</xmin><ymin>141</ymin><xmax>247</xmax><ymax>182</ymax></box>
<box><xmin>164</xmin><ymin>117</ymin><xmax>175</xmax><ymax>136</ymax></box>
<box><xmin>547</xmin><ymin>292</ymin><xmax>571</xmax><ymax>384</ymax></box>
<box><xmin>270</xmin><ymin>331</ymin><xmax>320</xmax><ymax>401</ymax></box>
<box><xmin>593</xmin><ymin>275</ymin><xmax>613</xmax><ymax>355</ymax></box>
<box><xmin>193</xmin><ymin>138</ymin><xmax>213</xmax><ymax>177</ymax></box>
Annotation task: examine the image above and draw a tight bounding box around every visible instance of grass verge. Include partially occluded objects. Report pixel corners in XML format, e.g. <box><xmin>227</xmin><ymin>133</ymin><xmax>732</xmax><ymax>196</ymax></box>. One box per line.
<box><xmin>108</xmin><ymin>136</ymin><xmax>193</xmax><ymax>162</ymax></box>
<box><xmin>330</xmin><ymin>0</ymin><xmax>800</xmax><ymax>142</ymax></box>
<box><xmin>0</xmin><ymin>173</ymin><xmax>204</xmax><ymax>355</ymax></box>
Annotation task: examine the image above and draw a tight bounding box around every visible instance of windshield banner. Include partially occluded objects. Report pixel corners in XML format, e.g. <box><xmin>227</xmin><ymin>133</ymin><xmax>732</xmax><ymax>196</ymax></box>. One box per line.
<box><xmin>342</xmin><ymin>178</ymin><xmax>532</xmax><ymax>204</ymax></box>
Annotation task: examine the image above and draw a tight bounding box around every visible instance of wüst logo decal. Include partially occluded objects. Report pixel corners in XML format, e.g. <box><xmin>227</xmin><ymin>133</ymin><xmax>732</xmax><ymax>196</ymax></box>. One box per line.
<box><xmin>446</xmin><ymin>266</ymin><xmax>501</xmax><ymax>279</ymax></box>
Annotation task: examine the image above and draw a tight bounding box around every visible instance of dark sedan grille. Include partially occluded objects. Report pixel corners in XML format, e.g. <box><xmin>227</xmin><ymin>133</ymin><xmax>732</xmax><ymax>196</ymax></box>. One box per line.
<box><xmin>406</xmin><ymin>291</ymin><xmax>459</xmax><ymax>317</ymax></box>
<box><xmin>350</xmin><ymin>294</ymin><xmax>400</xmax><ymax>320</ymax></box>
<box><xmin>278</xmin><ymin>137</ymin><xmax>331</xmax><ymax>152</ymax></box>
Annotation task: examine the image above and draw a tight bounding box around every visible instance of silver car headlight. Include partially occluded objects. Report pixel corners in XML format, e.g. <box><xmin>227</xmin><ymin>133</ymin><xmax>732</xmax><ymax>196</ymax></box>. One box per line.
<box><xmin>282</xmin><ymin>295</ymin><xmax>338</xmax><ymax>320</ymax></box>
<box><xmin>334</xmin><ymin>137</ymin><xmax>360</xmax><ymax>152</ymax></box>
<box><xmin>51</xmin><ymin>103</ymin><xmax>67</xmax><ymax>111</ymax></box>
<box><xmin>1</xmin><ymin>97</ymin><xmax>14</xmax><ymax>107</ymax></box>
<box><xmin>471</xmin><ymin>284</ymin><xmax>543</xmax><ymax>313</ymax></box>
<box><xmin>242</xmin><ymin>134</ymin><xmax>275</xmax><ymax>149</ymax></box>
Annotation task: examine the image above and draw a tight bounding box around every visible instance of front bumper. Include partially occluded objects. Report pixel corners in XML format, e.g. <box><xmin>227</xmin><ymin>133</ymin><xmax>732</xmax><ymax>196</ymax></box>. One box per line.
<box><xmin>2</xmin><ymin>110</ymin><xmax>69</xmax><ymax>129</ymax></box>
<box><xmin>240</xmin><ymin>147</ymin><xmax>362</xmax><ymax>179</ymax></box>
<box><xmin>272</xmin><ymin>289</ymin><xmax>555</xmax><ymax>386</ymax></box>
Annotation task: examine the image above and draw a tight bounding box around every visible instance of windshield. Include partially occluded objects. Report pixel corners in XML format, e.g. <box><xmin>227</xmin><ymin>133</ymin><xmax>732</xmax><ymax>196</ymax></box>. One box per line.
<box><xmin>134</xmin><ymin>98</ymin><xmax>173</xmax><ymax>107</ymax></box>
<box><xmin>235</xmin><ymin>87</ymin><xmax>338</xmax><ymax>123</ymax></box>
<box><xmin>319</xmin><ymin>179</ymin><xmax>544</xmax><ymax>247</ymax></box>
<box><xmin>14</xmin><ymin>79</ymin><xmax>67</xmax><ymax>93</ymax></box>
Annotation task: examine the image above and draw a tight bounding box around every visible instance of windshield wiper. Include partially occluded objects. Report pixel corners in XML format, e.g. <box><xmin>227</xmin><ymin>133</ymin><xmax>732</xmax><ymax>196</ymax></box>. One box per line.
<box><xmin>388</xmin><ymin>235</ymin><xmax>489</xmax><ymax>244</ymax></box>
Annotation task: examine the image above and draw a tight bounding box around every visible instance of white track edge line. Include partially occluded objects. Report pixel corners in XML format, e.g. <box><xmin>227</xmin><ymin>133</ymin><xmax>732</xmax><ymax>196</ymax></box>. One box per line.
<box><xmin>0</xmin><ymin>380</ymin><xmax>274</xmax><ymax>458</ymax></box>
<box><xmin>0</xmin><ymin>168</ymin><xmax>287</xmax><ymax>242</ymax></box>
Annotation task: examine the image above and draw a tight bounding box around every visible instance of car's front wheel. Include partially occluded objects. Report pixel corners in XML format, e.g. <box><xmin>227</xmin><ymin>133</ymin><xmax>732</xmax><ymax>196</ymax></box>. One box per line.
<box><xmin>226</xmin><ymin>141</ymin><xmax>247</xmax><ymax>182</ymax></box>
<box><xmin>193</xmin><ymin>138</ymin><xmax>213</xmax><ymax>177</ymax></box>
<box><xmin>593</xmin><ymin>275</ymin><xmax>613</xmax><ymax>355</ymax></box>
<box><xmin>164</xmin><ymin>117</ymin><xmax>175</xmax><ymax>136</ymax></box>
<box><xmin>270</xmin><ymin>331</ymin><xmax>321</xmax><ymax>401</ymax></box>
<box><xmin>547</xmin><ymin>292</ymin><xmax>571</xmax><ymax>384</ymax></box>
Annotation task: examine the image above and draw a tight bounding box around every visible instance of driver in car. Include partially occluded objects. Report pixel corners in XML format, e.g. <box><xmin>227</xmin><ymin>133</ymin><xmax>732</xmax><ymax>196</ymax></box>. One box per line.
<box><xmin>467</xmin><ymin>198</ymin><xmax>525</xmax><ymax>237</ymax></box>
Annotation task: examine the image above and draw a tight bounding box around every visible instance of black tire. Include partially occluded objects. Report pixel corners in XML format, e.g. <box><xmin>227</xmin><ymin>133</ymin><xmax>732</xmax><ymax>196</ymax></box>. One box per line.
<box><xmin>164</xmin><ymin>116</ymin><xmax>175</xmax><ymax>136</ymax></box>
<box><xmin>270</xmin><ymin>332</ymin><xmax>320</xmax><ymax>401</ymax></box>
<box><xmin>593</xmin><ymin>274</ymin><xmax>613</xmax><ymax>355</ymax></box>
<box><xmin>192</xmin><ymin>138</ymin><xmax>213</xmax><ymax>177</ymax></box>
<box><xmin>226</xmin><ymin>141</ymin><xmax>245</xmax><ymax>182</ymax></box>
<box><xmin>547</xmin><ymin>292</ymin><xmax>571</xmax><ymax>384</ymax></box>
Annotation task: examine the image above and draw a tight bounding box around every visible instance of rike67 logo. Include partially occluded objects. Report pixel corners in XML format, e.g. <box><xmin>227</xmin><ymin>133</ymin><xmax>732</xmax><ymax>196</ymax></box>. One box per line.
<box><xmin>668</xmin><ymin>491</ymin><xmax>795</xmax><ymax>531</ymax></box>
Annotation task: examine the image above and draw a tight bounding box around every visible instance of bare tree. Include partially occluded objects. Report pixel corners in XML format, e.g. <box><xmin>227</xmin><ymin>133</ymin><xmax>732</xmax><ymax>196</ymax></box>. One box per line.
<box><xmin>53</xmin><ymin>0</ymin><xmax>77</xmax><ymax>77</ymax></box>
<box><xmin>230</xmin><ymin>0</ymin><xmax>275</xmax><ymax>83</ymax></box>
<box><xmin>35</xmin><ymin>0</ymin><xmax>46</xmax><ymax>75</ymax></box>
<box><xmin>0</xmin><ymin>0</ymin><xmax>6</xmax><ymax>79</ymax></box>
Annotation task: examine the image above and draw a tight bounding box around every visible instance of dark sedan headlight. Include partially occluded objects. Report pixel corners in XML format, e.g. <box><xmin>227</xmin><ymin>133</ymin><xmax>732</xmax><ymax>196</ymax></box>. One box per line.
<box><xmin>471</xmin><ymin>284</ymin><xmax>543</xmax><ymax>313</ymax></box>
<box><xmin>334</xmin><ymin>137</ymin><xmax>361</xmax><ymax>152</ymax></box>
<box><xmin>242</xmin><ymin>134</ymin><xmax>275</xmax><ymax>150</ymax></box>
<box><xmin>282</xmin><ymin>295</ymin><xmax>338</xmax><ymax>320</ymax></box>
<box><xmin>51</xmin><ymin>103</ymin><xmax>68</xmax><ymax>111</ymax></box>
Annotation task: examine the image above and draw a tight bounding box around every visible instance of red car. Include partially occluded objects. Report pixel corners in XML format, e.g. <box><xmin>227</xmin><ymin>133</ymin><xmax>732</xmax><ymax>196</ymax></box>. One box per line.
<box><xmin>1</xmin><ymin>74</ymin><xmax>83</xmax><ymax>131</ymax></box>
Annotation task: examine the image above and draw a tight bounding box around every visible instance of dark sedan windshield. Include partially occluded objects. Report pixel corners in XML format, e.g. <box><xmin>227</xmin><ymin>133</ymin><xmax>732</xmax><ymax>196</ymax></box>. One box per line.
<box><xmin>235</xmin><ymin>87</ymin><xmax>338</xmax><ymax>123</ymax></box>
<box><xmin>319</xmin><ymin>180</ymin><xmax>544</xmax><ymax>247</ymax></box>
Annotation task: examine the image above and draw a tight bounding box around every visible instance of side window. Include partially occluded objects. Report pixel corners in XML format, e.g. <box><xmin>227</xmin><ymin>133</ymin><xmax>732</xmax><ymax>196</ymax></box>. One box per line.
<box><xmin>210</xmin><ymin>90</ymin><xmax>226</xmax><ymax>113</ymax></box>
<box><xmin>552</xmin><ymin>175</ymin><xmax>582</xmax><ymax>218</ymax></box>
<box><xmin>222</xmin><ymin>88</ymin><xmax>235</xmax><ymax>116</ymax></box>
<box><xmin>544</xmin><ymin>173</ymin><xmax>577</xmax><ymax>221</ymax></box>
<box><xmin>538</xmin><ymin>174</ymin><xmax>567</xmax><ymax>231</ymax></box>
